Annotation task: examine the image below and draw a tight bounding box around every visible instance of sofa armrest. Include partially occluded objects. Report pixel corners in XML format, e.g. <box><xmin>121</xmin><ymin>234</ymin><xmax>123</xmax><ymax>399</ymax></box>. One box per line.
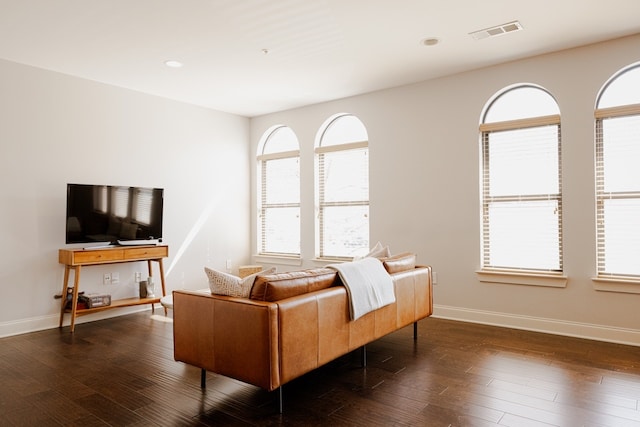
<box><xmin>172</xmin><ymin>290</ymin><xmax>281</xmax><ymax>391</ymax></box>
<box><xmin>391</xmin><ymin>265</ymin><xmax>433</xmax><ymax>324</ymax></box>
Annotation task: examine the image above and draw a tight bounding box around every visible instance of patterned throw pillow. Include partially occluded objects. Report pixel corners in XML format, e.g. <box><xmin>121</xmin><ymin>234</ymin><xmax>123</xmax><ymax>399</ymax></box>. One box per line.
<box><xmin>205</xmin><ymin>267</ymin><xmax>276</xmax><ymax>298</ymax></box>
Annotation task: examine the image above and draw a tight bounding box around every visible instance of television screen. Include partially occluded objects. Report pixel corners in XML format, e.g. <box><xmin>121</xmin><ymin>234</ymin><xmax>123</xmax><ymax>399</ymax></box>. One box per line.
<box><xmin>66</xmin><ymin>184</ymin><xmax>164</xmax><ymax>244</ymax></box>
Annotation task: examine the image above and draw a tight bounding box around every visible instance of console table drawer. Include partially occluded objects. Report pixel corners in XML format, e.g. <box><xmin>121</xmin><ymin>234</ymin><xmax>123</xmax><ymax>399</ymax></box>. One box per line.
<box><xmin>59</xmin><ymin>245</ymin><xmax>168</xmax><ymax>266</ymax></box>
<box><xmin>124</xmin><ymin>246</ymin><xmax>168</xmax><ymax>260</ymax></box>
<box><xmin>64</xmin><ymin>249</ymin><xmax>125</xmax><ymax>265</ymax></box>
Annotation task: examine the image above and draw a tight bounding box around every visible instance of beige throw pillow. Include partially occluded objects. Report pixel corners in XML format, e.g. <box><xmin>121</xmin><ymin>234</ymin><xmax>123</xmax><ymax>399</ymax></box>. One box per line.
<box><xmin>354</xmin><ymin>241</ymin><xmax>391</xmax><ymax>260</ymax></box>
<box><xmin>205</xmin><ymin>266</ymin><xmax>276</xmax><ymax>298</ymax></box>
<box><xmin>367</xmin><ymin>242</ymin><xmax>391</xmax><ymax>258</ymax></box>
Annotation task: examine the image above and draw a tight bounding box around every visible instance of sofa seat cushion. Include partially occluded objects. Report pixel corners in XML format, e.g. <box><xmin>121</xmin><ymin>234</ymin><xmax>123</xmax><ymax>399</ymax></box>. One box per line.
<box><xmin>250</xmin><ymin>268</ymin><xmax>339</xmax><ymax>302</ymax></box>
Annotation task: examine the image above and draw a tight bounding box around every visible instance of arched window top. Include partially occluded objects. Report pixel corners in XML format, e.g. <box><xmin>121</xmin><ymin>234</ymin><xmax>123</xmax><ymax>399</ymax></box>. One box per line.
<box><xmin>597</xmin><ymin>63</ymin><xmax>640</xmax><ymax>109</ymax></box>
<box><xmin>319</xmin><ymin>114</ymin><xmax>368</xmax><ymax>147</ymax></box>
<box><xmin>260</xmin><ymin>125</ymin><xmax>299</xmax><ymax>156</ymax></box>
<box><xmin>483</xmin><ymin>85</ymin><xmax>559</xmax><ymax>123</ymax></box>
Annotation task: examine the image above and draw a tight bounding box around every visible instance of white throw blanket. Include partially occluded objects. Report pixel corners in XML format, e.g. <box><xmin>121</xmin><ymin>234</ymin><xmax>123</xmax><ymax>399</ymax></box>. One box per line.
<box><xmin>328</xmin><ymin>257</ymin><xmax>396</xmax><ymax>320</ymax></box>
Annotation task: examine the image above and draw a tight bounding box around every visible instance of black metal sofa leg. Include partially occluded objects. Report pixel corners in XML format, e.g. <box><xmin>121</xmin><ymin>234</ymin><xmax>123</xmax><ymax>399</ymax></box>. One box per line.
<box><xmin>361</xmin><ymin>345</ymin><xmax>367</xmax><ymax>367</ymax></box>
<box><xmin>414</xmin><ymin>321</ymin><xmax>418</xmax><ymax>340</ymax></box>
<box><xmin>201</xmin><ymin>367</ymin><xmax>283</xmax><ymax>413</ymax></box>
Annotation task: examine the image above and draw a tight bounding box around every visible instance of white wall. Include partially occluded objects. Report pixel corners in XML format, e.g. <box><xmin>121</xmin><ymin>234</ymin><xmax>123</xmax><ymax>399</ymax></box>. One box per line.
<box><xmin>0</xmin><ymin>59</ymin><xmax>251</xmax><ymax>337</ymax></box>
<box><xmin>250</xmin><ymin>34</ymin><xmax>640</xmax><ymax>346</ymax></box>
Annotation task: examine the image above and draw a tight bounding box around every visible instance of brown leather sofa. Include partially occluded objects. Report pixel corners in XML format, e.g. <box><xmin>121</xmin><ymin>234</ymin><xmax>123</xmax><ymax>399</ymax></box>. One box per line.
<box><xmin>172</xmin><ymin>254</ymin><xmax>432</xmax><ymax>407</ymax></box>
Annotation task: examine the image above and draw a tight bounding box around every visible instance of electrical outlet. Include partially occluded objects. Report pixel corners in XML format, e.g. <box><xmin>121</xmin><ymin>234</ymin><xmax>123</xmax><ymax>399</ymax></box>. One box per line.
<box><xmin>432</xmin><ymin>272</ymin><xmax>438</xmax><ymax>285</ymax></box>
<box><xmin>103</xmin><ymin>273</ymin><xmax>112</xmax><ymax>285</ymax></box>
<box><xmin>111</xmin><ymin>272</ymin><xmax>120</xmax><ymax>285</ymax></box>
<box><xmin>226</xmin><ymin>259</ymin><xmax>232</xmax><ymax>270</ymax></box>
<box><xmin>134</xmin><ymin>272</ymin><xmax>142</xmax><ymax>283</ymax></box>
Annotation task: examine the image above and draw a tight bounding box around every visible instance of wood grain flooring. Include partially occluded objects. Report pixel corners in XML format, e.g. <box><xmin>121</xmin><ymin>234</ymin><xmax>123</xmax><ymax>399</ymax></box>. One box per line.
<box><xmin>1</xmin><ymin>311</ymin><xmax>639</xmax><ymax>426</ymax></box>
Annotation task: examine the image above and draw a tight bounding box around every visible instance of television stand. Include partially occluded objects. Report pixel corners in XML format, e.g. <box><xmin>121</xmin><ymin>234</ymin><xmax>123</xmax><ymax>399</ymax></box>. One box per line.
<box><xmin>58</xmin><ymin>245</ymin><xmax>168</xmax><ymax>332</ymax></box>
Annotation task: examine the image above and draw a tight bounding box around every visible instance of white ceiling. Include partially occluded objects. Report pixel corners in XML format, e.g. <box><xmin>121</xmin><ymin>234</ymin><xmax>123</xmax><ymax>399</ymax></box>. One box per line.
<box><xmin>1</xmin><ymin>0</ymin><xmax>639</xmax><ymax>117</ymax></box>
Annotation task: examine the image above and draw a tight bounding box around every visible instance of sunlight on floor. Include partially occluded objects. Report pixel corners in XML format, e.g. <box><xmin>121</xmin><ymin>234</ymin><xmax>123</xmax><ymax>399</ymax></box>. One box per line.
<box><xmin>150</xmin><ymin>314</ymin><xmax>173</xmax><ymax>323</ymax></box>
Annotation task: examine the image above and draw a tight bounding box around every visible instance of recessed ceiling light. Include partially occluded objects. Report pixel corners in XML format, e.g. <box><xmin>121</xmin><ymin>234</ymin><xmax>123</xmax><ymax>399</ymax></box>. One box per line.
<box><xmin>164</xmin><ymin>60</ymin><xmax>183</xmax><ymax>68</ymax></box>
<box><xmin>421</xmin><ymin>37</ymin><xmax>440</xmax><ymax>47</ymax></box>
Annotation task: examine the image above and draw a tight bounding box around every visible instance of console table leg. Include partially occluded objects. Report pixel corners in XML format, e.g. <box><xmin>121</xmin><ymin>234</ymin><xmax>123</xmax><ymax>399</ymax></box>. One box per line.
<box><xmin>147</xmin><ymin>260</ymin><xmax>154</xmax><ymax>315</ymax></box>
<box><xmin>158</xmin><ymin>259</ymin><xmax>166</xmax><ymax>295</ymax></box>
<box><xmin>58</xmin><ymin>266</ymin><xmax>71</xmax><ymax>328</ymax></box>
<box><xmin>158</xmin><ymin>259</ymin><xmax>167</xmax><ymax>315</ymax></box>
<box><xmin>278</xmin><ymin>386</ymin><xmax>283</xmax><ymax>414</ymax></box>
<box><xmin>69</xmin><ymin>266</ymin><xmax>81</xmax><ymax>333</ymax></box>
<box><xmin>201</xmin><ymin>369</ymin><xmax>206</xmax><ymax>389</ymax></box>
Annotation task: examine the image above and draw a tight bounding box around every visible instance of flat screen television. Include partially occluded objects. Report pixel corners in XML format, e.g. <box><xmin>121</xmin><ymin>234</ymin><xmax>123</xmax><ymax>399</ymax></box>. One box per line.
<box><xmin>66</xmin><ymin>183</ymin><xmax>164</xmax><ymax>245</ymax></box>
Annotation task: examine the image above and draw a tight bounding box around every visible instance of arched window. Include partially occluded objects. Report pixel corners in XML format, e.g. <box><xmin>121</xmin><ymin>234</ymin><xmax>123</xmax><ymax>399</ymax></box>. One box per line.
<box><xmin>595</xmin><ymin>63</ymin><xmax>640</xmax><ymax>278</ymax></box>
<box><xmin>315</xmin><ymin>114</ymin><xmax>369</xmax><ymax>259</ymax></box>
<box><xmin>480</xmin><ymin>85</ymin><xmax>562</xmax><ymax>272</ymax></box>
<box><xmin>257</xmin><ymin>126</ymin><xmax>300</xmax><ymax>256</ymax></box>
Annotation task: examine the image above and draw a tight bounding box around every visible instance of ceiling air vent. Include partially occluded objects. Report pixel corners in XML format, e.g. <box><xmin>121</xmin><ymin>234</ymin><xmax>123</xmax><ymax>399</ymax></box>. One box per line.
<box><xmin>469</xmin><ymin>20</ymin><xmax>523</xmax><ymax>41</ymax></box>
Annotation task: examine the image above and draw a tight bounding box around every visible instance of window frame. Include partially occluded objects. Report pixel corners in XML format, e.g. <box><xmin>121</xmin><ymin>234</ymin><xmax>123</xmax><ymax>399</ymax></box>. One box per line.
<box><xmin>315</xmin><ymin>115</ymin><xmax>370</xmax><ymax>261</ymax></box>
<box><xmin>477</xmin><ymin>87</ymin><xmax>567</xmax><ymax>287</ymax></box>
<box><xmin>257</xmin><ymin>126</ymin><xmax>301</xmax><ymax>258</ymax></box>
<box><xmin>594</xmin><ymin>103</ymin><xmax>640</xmax><ymax>284</ymax></box>
<box><xmin>592</xmin><ymin>62</ymin><xmax>640</xmax><ymax>293</ymax></box>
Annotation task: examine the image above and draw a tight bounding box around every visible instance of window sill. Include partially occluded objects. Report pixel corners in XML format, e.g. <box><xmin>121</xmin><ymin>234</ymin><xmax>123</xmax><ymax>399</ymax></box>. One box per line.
<box><xmin>592</xmin><ymin>277</ymin><xmax>640</xmax><ymax>294</ymax></box>
<box><xmin>253</xmin><ymin>254</ymin><xmax>303</xmax><ymax>267</ymax></box>
<box><xmin>311</xmin><ymin>257</ymin><xmax>352</xmax><ymax>265</ymax></box>
<box><xmin>476</xmin><ymin>270</ymin><xmax>567</xmax><ymax>288</ymax></box>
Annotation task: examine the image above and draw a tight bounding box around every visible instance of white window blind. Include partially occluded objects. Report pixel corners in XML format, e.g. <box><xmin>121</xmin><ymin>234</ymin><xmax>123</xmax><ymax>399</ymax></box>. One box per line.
<box><xmin>258</xmin><ymin>126</ymin><xmax>300</xmax><ymax>256</ymax></box>
<box><xmin>316</xmin><ymin>114</ymin><xmax>369</xmax><ymax>259</ymax></box>
<box><xmin>481</xmin><ymin>86</ymin><xmax>562</xmax><ymax>272</ymax></box>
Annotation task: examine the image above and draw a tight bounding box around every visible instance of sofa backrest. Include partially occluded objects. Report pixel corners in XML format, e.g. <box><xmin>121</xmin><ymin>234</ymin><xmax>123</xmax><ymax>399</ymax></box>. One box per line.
<box><xmin>249</xmin><ymin>253</ymin><xmax>417</xmax><ymax>302</ymax></box>
<box><xmin>250</xmin><ymin>268</ymin><xmax>339</xmax><ymax>301</ymax></box>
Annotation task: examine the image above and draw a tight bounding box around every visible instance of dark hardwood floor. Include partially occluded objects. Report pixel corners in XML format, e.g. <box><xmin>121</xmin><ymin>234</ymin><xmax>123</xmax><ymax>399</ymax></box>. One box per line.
<box><xmin>1</xmin><ymin>311</ymin><xmax>640</xmax><ymax>426</ymax></box>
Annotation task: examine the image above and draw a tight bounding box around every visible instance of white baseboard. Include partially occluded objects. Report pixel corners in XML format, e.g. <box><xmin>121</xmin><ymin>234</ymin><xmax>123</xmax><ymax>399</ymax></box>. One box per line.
<box><xmin>0</xmin><ymin>305</ymin><xmax>160</xmax><ymax>338</ymax></box>
<box><xmin>0</xmin><ymin>314</ymin><xmax>59</xmax><ymax>338</ymax></box>
<box><xmin>433</xmin><ymin>304</ymin><xmax>640</xmax><ymax>347</ymax></box>
<box><xmin>4</xmin><ymin>303</ymin><xmax>639</xmax><ymax>347</ymax></box>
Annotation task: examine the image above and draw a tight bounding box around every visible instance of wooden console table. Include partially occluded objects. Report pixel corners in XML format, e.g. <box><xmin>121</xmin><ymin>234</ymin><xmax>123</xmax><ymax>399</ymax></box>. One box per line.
<box><xmin>58</xmin><ymin>245</ymin><xmax>168</xmax><ymax>332</ymax></box>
